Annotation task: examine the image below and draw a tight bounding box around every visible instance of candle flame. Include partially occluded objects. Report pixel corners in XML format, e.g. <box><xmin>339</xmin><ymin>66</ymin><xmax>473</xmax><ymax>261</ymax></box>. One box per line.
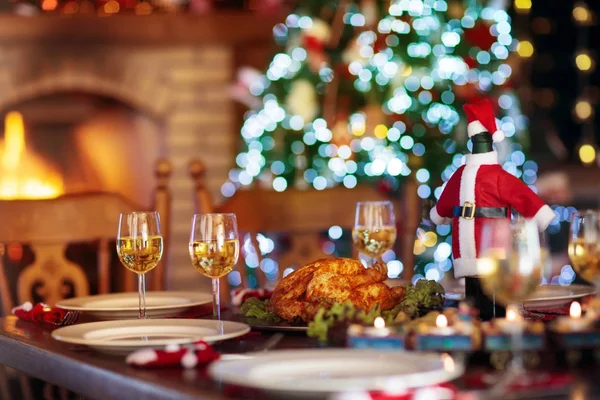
<box><xmin>570</xmin><ymin>301</ymin><xmax>582</xmax><ymax>319</ymax></box>
<box><xmin>436</xmin><ymin>314</ymin><xmax>448</xmax><ymax>328</ymax></box>
<box><xmin>506</xmin><ymin>305</ymin><xmax>519</xmax><ymax>322</ymax></box>
<box><xmin>374</xmin><ymin>316</ymin><xmax>385</xmax><ymax>329</ymax></box>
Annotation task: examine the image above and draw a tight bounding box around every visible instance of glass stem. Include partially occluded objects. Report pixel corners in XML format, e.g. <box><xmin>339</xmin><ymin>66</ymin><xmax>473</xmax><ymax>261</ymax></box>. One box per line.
<box><xmin>212</xmin><ymin>278</ymin><xmax>221</xmax><ymax>320</ymax></box>
<box><xmin>138</xmin><ymin>273</ymin><xmax>147</xmax><ymax>319</ymax></box>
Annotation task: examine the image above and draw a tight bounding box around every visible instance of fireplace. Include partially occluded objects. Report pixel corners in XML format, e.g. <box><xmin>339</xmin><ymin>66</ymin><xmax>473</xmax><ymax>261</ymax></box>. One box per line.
<box><xmin>0</xmin><ymin>92</ymin><xmax>163</xmax><ymax>203</ymax></box>
<box><xmin>0</xmin><ymin>14</ymin><xmax>278</xmax><ymax>289</ymax></box>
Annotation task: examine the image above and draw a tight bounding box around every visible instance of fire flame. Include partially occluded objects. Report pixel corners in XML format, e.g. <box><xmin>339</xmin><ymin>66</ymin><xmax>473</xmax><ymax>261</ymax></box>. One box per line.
<box><xmin>0</xmin><ymin>111</ymin><xmax>63</xmax><ymax>199</ymax></box>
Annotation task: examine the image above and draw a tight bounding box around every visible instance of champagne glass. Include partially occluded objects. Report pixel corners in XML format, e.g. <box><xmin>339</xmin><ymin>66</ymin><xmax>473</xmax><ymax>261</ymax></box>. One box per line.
<box><xmin>569</xmin><ymin>210</ymin><xmax>600</xmax><ymax>289</ymax></box>
<box><xmin>189</xmin><ymin>213</ymin><xmax>239</xmax><ymax>320</ymax></box>
<box><xmin>477</xmin><ymin>219</ymin><xmax>546</xmax><ymax>389</ymax></box>
<box><xmin>117</xmin><ymin>212</ymin><xmax>163</xmax><ymax>319</ymax></box>
<box><xmin>352</xmin><ymin>201</ymin><xmax>397</xmax><ymax>267</ymax></box>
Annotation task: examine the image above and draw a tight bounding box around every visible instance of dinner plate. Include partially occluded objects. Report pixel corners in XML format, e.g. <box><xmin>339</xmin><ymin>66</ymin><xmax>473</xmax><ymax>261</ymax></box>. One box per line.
<box><xmin>52</xmin><ymin>319</ymin><xmax>250</xmax><ymax>355</ymax></box>
<box><xmin>522</xmin><ymin>284</ymin><xmax>596</xmax><ymax>311</ymax></box>
<box><xmin>209</xmin><ymin>349</ymin><xmax>463</xmax><ymax>396</ymax></box>
<box><xmin>56</xmin><ymin>291</ymin><xmax>212</xmax><ymax>320</ymax></box>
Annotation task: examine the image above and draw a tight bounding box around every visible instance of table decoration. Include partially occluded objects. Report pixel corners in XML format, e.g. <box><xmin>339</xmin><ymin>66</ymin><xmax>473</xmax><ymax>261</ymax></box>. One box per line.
<box><xmin>346</xmin><ymin>317</ymin><xmax>405</xmax><ymax>350</ymax></box>
<box><xmin>549</xmin><ymin>301</ymin><xmax>600</xmax><ymax>355</ymax></box>
<box><xmin>127</xmin><ymin>340</ymin><xmax>220</xmax><ymax>369</ymax></box>
<box><xmin>12</xmin><ymin>301</ymin><xmax>78</xmax><ymax>327</ymax></box>
<box><xmin>412</xmin><ymin>308</ymin><xmax>480</xmax><ymax>352</ymax></box>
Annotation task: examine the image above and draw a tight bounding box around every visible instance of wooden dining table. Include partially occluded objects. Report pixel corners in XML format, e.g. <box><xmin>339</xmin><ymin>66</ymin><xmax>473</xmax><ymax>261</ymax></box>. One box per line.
<box><xmin>0</xmin><ymin>312</ymin><xmax>599</xmax><ymax>400</ymax></box>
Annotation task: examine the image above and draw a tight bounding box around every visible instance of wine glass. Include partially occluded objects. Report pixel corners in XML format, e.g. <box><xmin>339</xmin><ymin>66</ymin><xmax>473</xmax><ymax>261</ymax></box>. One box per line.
<box><xmin>189</xmin><ymin>213</ymin><xmax>240</xmax><ymax>320</ymax></box>
<box><xmin>569</xmin><ymin>210</ymin><xmax>600</xmax><ymax>289</ymax></box>
<box><xmin>117</xmin><ymin>212</ymin><xmax>163</xmax><ymax>319</ymax></box>
<box><xmin>352</xmin><ymin>201</ymin><xmax>397</xmax><ymax>267</ymax></box>
<box><xmin>477</xmin><ymin>219</ymin><xmax>547</xmax><ymax>389</ymax></box>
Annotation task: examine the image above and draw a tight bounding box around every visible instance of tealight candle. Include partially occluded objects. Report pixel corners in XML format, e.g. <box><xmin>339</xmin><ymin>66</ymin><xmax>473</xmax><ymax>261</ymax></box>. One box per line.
<box><xmin>555</xmin><ymin>301</ymin><xmax>590</xmax><ymax>332</ymax></box>
<box><xmin>363</xmin><ymin>317</ymin><xmax>391</xmax><ymax>337</ymax></box>
<box><xmin>495</xmin><ymin>305</ymin><xmax>526</xmax><ymax>335</ymax></box>
<box><xmin>428</xmin><ymin>314</ymin><xmax>455</xmax><ymax>336</ymax></box>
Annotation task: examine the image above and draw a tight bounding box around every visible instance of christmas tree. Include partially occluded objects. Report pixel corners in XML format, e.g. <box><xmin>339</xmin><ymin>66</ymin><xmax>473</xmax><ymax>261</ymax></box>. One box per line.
<box><xmin>228</xmin><ymin>0</ymin><xmax>537</xmax><ymax>281</ymax></box>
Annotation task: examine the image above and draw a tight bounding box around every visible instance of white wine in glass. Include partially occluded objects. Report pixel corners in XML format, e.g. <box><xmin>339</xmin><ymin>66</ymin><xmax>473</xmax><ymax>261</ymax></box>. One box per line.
<box><xmin>477</xmin><ymin>219</ymin><xmax>546</xmax><ymax>387</ymax></box>
<box><xmin>352</xmin><ymin>201</ymin><xmax>396</xmax><ymax>265</ymax></box>
<box><xmin>569</xmin><ymin>210</ymin><xmax>600</xmax><ymax>287</ymax></box>
<box><xmin>117</xmin><ymin>212</ymin><xmax>163</xmax><ymax>319</ymax></box>
<box><xmin>189</xmin><ymin>213</ymin><xmax>239</xmax><ymax>320</ymax></box>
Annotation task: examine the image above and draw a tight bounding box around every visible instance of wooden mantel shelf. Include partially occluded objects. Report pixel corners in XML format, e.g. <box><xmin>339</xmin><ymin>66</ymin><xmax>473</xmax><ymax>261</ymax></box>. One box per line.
<box><xmin>0</xmin><ymin>13</ymin><xmax>283</xmax><ymax>44</ymax></box>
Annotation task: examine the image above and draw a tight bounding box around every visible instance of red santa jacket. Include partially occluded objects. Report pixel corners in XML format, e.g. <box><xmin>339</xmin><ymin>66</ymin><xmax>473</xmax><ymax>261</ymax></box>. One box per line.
<box><xmin>429</xmin><ymin>151</ymin><xmax>555</xmax><ymax>278</ymax></box>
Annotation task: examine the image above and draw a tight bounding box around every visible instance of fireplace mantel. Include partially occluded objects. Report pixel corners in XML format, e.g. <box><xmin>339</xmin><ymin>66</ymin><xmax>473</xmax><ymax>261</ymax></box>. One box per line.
<box><xmin>0</xmin><ymin>13</ymin><xmax>282</xmax><ymax>44</ymax></box>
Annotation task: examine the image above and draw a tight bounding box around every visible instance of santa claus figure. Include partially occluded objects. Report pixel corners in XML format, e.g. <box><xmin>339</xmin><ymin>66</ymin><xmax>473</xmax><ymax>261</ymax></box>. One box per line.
<box><xmin>429</xmin><ymin>99</ymin><xmax>555</xmax><ymax>279</ymax></box>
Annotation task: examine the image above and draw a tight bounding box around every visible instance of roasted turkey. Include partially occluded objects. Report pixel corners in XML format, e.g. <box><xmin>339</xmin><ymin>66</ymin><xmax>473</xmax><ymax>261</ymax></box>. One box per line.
<box><xmin>269</xmin><ymin>258</ymin><xmax>406</xmax><ymax>322</ymax></box>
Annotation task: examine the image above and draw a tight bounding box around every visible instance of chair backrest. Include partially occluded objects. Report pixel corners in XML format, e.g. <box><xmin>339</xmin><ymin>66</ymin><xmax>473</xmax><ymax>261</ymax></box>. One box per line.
<box><xmin>189</xmin><ymin>159</ymin><xmax>419</xmax><ymax>300</ymax></box>
<box><xmin>0</xmin><ymin>159</ymin><xmax>172</xmax><ymax>316</ymax></box>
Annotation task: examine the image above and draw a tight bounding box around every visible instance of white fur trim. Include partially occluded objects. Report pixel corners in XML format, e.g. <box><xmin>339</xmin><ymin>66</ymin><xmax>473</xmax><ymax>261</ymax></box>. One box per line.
<box><xmin>12</xmin><ymin>301</ymin><xmax>33</xmax><ymax>315</ymax></box>
<box><xmin>126</xmin><ymin>349</ymin><xmax>158</xmax><ymax>366</ymax></box>
<box><xmin>531</xmin><ymin>205</ymin><xmax>556</xmax><ymax>231</ymax></box>
<box><xmin>465</xmin><ymin>151</ymin><xmax>498</xmax><ymax>166</ymax></box>
<box><xmin>492</xmin><ymin>130</ymin><xmax>505</xmax><ymax>143</ymax></box>
<box><xmin>430</xmin><ymin>206</ymin><xmax>452</xmax><ymax>225</ymax></box>
<box><xmin>467</xmin><ymin>121</ymin><xmax>486</xmax><ymax>138</ymax></box>
<box><xmin>165</xmin><ymin>344</ymin><xmax>181</xmax><ymax>353</ymax></box>
<box><xmin>457</xmin><ymin>164</ymin><xmax>479</xmax><ymax>277</ymax></box>
<box><xmin>453</xmin><ymin>258</ymin><xmax>479</xmax><ymax>278</ymax></box>
<box><xmin>181</xmin><ymin>351</ymin><xmax>198</xmax><ymax>369</ymax></box>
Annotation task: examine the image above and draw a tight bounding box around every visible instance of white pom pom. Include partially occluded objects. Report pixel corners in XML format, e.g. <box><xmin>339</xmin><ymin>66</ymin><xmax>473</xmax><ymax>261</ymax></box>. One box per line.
<box><xmin>126</xmin><ymin>349</ymin><xmax>158</xmax><ymax>366</ymax></box>
<box><xmin>165</xmin><ymin>343</ymin><xmax>181</xmax><ymax>353</ymax></box>
<box><xmin>23</xmin><ymin>302</ymin><xmax>33</xmax><ymax>311</ymax></box>
<box><xmin>195</xmin><ymin>343</ymin><xmax>207</xmax><ymax>351</ymax></box>
<box><xmin>181</xmin><ymin>351</ymin><xmax>198</xmax><ymax>369</ymax></box>
<box><xmin>492</xmin><ymin>130</ymin><xmax>505</xmax><ymax>143</ymax></box>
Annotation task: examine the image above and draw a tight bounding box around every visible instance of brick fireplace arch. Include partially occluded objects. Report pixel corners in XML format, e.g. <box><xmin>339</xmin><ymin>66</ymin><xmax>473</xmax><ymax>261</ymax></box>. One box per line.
<box><xmin>0</xmin><ymin>14</ymin><xmax>278</xmax><ymax>288</ymax></box>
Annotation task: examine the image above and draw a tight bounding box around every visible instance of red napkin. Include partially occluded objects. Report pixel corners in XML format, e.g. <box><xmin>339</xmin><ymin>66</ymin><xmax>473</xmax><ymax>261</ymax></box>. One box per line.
<box><xmin>231</xmin><ymin>288</ymin><xmax>273</xmax><ymax>307</ymax></box>
<box><xmin>12</xmin><ymin>302</ymin><xmax>75</xmax><ymax>326</ymax></box>
<box><xmin>126</xmin><ymin>341</ymin><xmax>220</xmax><ymax>369</ymax></box>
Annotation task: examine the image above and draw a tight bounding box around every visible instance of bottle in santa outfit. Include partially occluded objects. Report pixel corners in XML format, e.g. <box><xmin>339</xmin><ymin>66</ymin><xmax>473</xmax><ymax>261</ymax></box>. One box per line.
<box><xmin>429</xmin><ymin>99</ymin><xmax>555</xmax><ymax>320</ymax></box>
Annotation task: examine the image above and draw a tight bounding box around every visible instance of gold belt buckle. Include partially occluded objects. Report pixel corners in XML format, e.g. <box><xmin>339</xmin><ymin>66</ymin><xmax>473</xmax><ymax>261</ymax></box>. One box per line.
<box><xmin>461</xmin><ymin>201</ymin><xmax>476</xmax><ymax>220</ymax></box>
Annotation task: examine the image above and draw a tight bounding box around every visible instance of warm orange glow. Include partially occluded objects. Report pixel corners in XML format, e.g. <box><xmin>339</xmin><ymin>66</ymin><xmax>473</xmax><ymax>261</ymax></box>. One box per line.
<box><xmin>0</xmin><ymin>111</ymin><xmax>64</xmax><ymax>199</ymax></box>
<box><xmin>41</xmin><ymin>0</ymin><xmax>58</xmax><ymax>11</ymax></box>
<box><xmin>506</xmin><ymin>305</ymin><xmax>519</xmax><ymax>321</ymax></box>
<box><xmin>135</xmin><ymin>2</ymin><xmax>153</xmax><ymax>15</ymax></box>
<box><xmin>570</xmin><ymin>301</ymin><xmax>582</xmax><ymax>319</ymax></box>
<box><xmin>104</xmin><ymin>0</ymin><xmax>120</xmax><ymax>14</ymax></box>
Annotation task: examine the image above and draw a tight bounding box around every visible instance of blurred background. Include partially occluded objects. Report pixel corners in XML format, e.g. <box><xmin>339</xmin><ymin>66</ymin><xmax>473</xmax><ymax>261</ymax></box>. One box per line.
<box><xmin>0</xmin><ymin>0</ymin><xmax>598</xmax><ymax>299</ymax></box>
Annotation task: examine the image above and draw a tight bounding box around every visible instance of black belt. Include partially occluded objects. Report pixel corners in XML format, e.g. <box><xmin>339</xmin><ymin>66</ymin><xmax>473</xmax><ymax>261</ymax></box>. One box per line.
<box><xmin>453</xmin><ymin>204</ymin><xmax>508</xmax><ymax>220</ymax></box>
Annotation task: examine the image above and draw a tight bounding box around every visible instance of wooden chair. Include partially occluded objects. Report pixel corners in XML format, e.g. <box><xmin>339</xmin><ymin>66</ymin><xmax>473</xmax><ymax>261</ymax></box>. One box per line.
<box><xmin>189</xmin><ymin>159</ymin><xmax>420</xmax><ymax>302</ymax></box>
<box><xmin>0</xmin><ymin>159</ymin><xmax>171</xmax><ymax>400</ymax></box>
<box><xmin>0</xmin><ymin>158</ymin><xmax>172</xmax><ymax>316</ymax></box>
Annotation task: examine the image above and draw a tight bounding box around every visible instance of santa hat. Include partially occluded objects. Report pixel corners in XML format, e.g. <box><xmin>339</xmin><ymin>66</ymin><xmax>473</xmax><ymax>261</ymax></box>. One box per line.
<box><xmin>463</xmin><ymin>99</ymin><xmax>505</xmax><ymax>143</ymax></box>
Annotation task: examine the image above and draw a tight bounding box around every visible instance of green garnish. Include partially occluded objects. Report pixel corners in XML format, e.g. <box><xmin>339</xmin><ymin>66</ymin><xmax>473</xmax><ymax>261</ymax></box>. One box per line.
<box><xmin>239</xmin><ymin>298</ymin><xmax>282</xmax><ymax>323</ymax></box>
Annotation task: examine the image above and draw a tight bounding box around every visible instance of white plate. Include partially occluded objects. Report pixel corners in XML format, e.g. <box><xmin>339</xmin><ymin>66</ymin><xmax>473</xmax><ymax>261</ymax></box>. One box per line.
<box><xmin>52</xmin><ymin>319</ymin><xmax>250</xmax><ymax>355</ymax></box>
<box><xmin>209</xmin><ymin>349</ymin><xmax>463</xmax><ymax>396</ymax></box>
<box><xmin>56</xmin><ymin>291</ymin><xmax>212</xmax><ymax>320</ymax></box>
<box><xmin>523</xmin><ymin>284</ymin><xmax>596</xmax><ymax>311</ymax></box>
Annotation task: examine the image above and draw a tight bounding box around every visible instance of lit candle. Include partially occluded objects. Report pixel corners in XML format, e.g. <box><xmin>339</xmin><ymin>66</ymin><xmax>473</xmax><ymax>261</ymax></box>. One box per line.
<box><xmin>555</xmin><ymin>301</ymin><xmax>590</xmax><ymax>332</ymax></box>
<box><xmin>428</xmin><ymin>314</ymin><xmax>455</xmax><ymax>335</ymax></box>
<box><xmin>363</xmin><ymin>317</ymin><xmax>391</xmax><ymax>337</ymax></box>
<box><xmin>495</xmin><ymin>305</ymin><xmax>526</xmax><ymax>335</ymax></box>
